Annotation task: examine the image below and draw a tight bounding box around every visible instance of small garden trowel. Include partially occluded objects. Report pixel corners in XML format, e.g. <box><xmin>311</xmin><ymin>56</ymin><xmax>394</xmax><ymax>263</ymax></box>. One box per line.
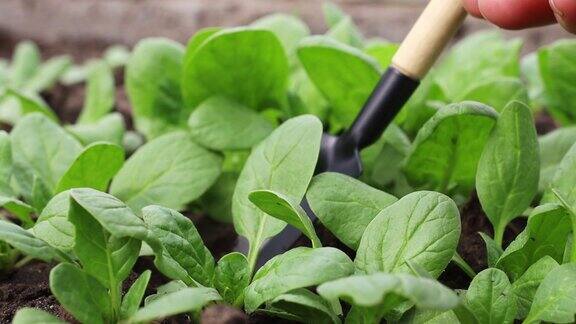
<box><xmin>246</xmin><ymin>0</ymin><xmax>468</xmax><ymax>267</ymax></box>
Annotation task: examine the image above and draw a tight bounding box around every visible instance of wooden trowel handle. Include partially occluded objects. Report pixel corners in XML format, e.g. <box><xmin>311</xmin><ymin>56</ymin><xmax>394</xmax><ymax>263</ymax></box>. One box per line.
<box><xmin>392</xmin><ymin>0</ymin><xmax>467</xmax><ymax>80</ymax></box>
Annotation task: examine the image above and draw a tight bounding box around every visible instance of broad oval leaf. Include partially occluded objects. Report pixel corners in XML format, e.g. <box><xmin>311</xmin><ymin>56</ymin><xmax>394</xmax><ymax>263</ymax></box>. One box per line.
<box><xmin>12</xmin><ymin>308</ymin><xmax>66</xmax><ymax>324</ymax></box>
<box><xmin>512</xmin><ymin>256</ymin><xmax>559</xmax><ymax>319</ymax></box>
<box><xmin>50</xmin><ymin>263</ymin><xmax>111</xmax><ymax>324</ymax></box>
<box><xmin>215</xmin><ymin>252</ymin><xmax>251</xmax><ymax>307</ymax></box>
<box><xmin>249</xmin><ymin>189</ymin><xmax>321</xmax><ymax>248</ymax></box>
<box><xmin>306</xmin><ymin>172</ymin><xmax>397</xmax><ymax>250</ymax></box>
<box><xmin>497</xmin><ymin>204</ymin><xmax>571</xmax><ymax>280</ymax></box>
<box><xmin>244</xmin><ymin>247</ymin><xmax>354</xmax><ymax>313</ymax></box>
<box><xmin>476</xmin><ymin>101</ymin><xmax>539</xmax><ymax>243</ymax></box>
<box><xmin>11</xmin><ymin>113</ymin><xmax>82</xmax><ymax>199</ymax></box>
<box><xmin>126</xmin><ymin>38</ymin><xmax>185</xmax><ymax>139</ymax></box>
<box><xmin>465</xmin><ymin>268</ymin><xmax>517</xmax><ymax>324</ymax></box>
<box><xmin>262</xmin><ymin>288</ymin><xmax>341</xmax><ymax>324</ymax></box>
<box><xmin>130</xmin><ymin>287</ymin><xmax>221</xmax><ymax>323</ymax></box>
<box><xmin>544</xmin><ymin>142</ymin><xmax>576</xmax><ymax>208</ymax></box>
<box><xmin>524</xmin><ymin>263</ymin><xmax>576</xmax><ymax>324</ymax></box>
<box><xmin>404</xmin><ymin>102</ymin><xmax>498</xmax><ymax>195</ymax></box>
<box><xmin>182</xmin><ymin>28</ymin><xmax>289</xmax><ymax>109</ymax></box>
<box><xmin>538</xmin><ymin>40</ymin><xmax>576</xmax><ymax>125</ymax></box>
<box><xmin>251</xmin><ymin>13</ymin><xmax>310</xmax><ymax>59</ymax></box>
<box><xmin>317</xmin><ymin>273</ymin><xmax>459</xmax><ymax>314</ymax></box>
<box><xmin>55</xmin><ymin>142</ymin><xmax>124</xmax><ymax>194</ymax></box>
<box><xmin>297</xmin><ymin>36</ymin><xmax>380</xmax><ymax>128</ymax></box>
<box><xmin>188</xmin><ymin>97</ymin><xmax>274</xmax><ymax>151</ymax></box>
<box><xmin>454</xmin><ymin>77</ymin><xmax>528</xmax><ymax>112</ymax></box>
<box><xmin>538</xmin><ymin>127</ymin><xmax>576</xmax><ymax>192</ymax></box>
<box><xmin>142</xmin><ymin>205</ymin><xmax>215</xmax><ymax>287</ymax></box>
<box><xmin>33</xmin><ymin>191</ymin><xmax>74</xmax><ymax>251</ymax></box>
<box><xmin>232</xmin><ymin>115</ymin><xmax>322</xmax><ymax>260</ymax></box>
<box><xmin>355</xmin><ymin>191</ymin><xmax>460</xmax><ymax>278</ymax></box>
<box><xmin>0</xmin><ymin>219</ymin><xmax>63</xmax><ymax>262</ymax></box>
<box><xmin>110</xmin><ymin>131</ymin><xmax>222</xmax><ymax>212</ymax></box>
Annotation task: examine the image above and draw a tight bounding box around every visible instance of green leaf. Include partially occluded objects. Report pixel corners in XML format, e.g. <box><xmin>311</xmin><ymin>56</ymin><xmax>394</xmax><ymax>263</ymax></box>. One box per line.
<box><xmin>244</xmin><ymin>247</ymin><xmax>354</xmax><ymax>313</ymax></box>
<box><xmin>9</xmin><ymin>41</ymin><xmax>40</xmax><ymax>88</ymax></box>
<box><xmin>69</xmin><ymin>188</ymin><xmax>150</xmax><ymax>241</ymax></box>
<box><xmin>55</xmin><ymin>142</ymin><xmax>124</xmax><ymax>194</ymax></box>
<box><xmin>306</xmin><ymin>172</ymin><xmax>397</xmax><ymax>250</ymax></box>
<box><xmin>199</xmin><ymin>171</ymin><xmax>237</xmax><ymax>223</ymax></box>
<box><xmin>512</xmin><ymin>256</ymin><xmax>559</xmax><ymax>319</ymax></box>
<box><xmin>141</xmin><ymin>205</ymin><xmax>214</xmax><ymax>287</ymax></box>
<box><xmin>355</xmin><ymin>191</ymin><xmax>460</xmax><ymax>278</ymax></box>
<box><xmin>103</xmin><ymin>45</ymin><xmax>131</xmax><ymax>68</ymax></box>
<box><xmin>129</xmin><ymin>287</ymin><xmax>221</xmax><ymax>323</ymax></box>
<box><xmin>404</xmin><ymin>102</ymin><xmax>498</xmax><ymax>195</ymax></box>
<box><xmin>184</xmin><ymin>28</ymin><xmax>222</xmax><ymax>61</ymax></box>
<box><xmin>0</xmin><ymin>131</ymin><xmax>13</xmax><ymax>196</ymax></box>
<box><xmin>25</xmin><ymin>55</ymin><xmax>71</xmax><ymax>93</ymax></box>
<box><xmin>323</xmin><ymin>1</ymin><xmax>346</xmax><ymax>28</ymax></box>
<box><xmin>364</xmin><ymin>41</ymin><xmax>399</xmax><ymax>69</ymax></box>
<box><xmin>12</xmin><ymin>308</ymin><xmax>66</xmax><ymax>324</ymax></box>
<box><xmin>67</xmin><ymin>113</ymin><xmax>126</xmax><ymax>146</ymax></box>
<box><xmin>399</xmin><ymin>308</ymin><xmax>460</xmax><ymax>324</ymax></box>
<box><xmin>476</xmin><ymin>101</ymin><xmax>539</xmax><ymax>244</ymax></box>
<box><xmin>182</xmin><ymin>28</ymin><xmax>289</xmax><ymax>109</ymax></box>
<box><xmin>465</xmin><ymin>268</ymin><xmax>517</xmax><ymax>324</ymax></box>
<box><xmin>521</xmin><ymin>53</ymin><xmax>547</xmax><ymax>109</ymax></box>
<box><xmin>297</xmin><ymin>36</ymin><xmax>380</xmax><ymax>128</ymax></box>
<box><xmin>11</xmin><ymin>113</ymin><xmax>82</xmax><ymax>199</ymax></box>
<box><xmin>33</xmin><ymin>191</ymin><xmax>74</xmax><ymax>251</ymax></box>
<box><xmin>232</xmin><ymin>115</ymin><xmax>322</xmax><ymax>265</ymax></box>
<box><xmin>77</xmin><ymin>60</ymin><xmax>115</xmax><ymax>124</ymax></box>
<box><xmin>50</xmin><ymin>263</ymin><xmax>111</xmax><ymax>324</ymax></box>
<box><xmin>0</xmin><ymin>219</ymin><xmax>63</xmax><ymax>262</ymax></box>
<box><xmin>126</xmin><ymin>38</ymin><xmax>185</xmax><ymax>139</ymax></box>
<box><xmin>454</xmin><ymin>77</ymin><xmax>528</xmax><ymax>112</ymax></box>
<box><xmin>326</xmin><ymin>16</ymin><xmax>364</xmax><ymax>49</ymax></box>
<box><xmin>524</xmin><ymin>263</ymin><xmax>576</xmax><ymax>324</ymax></box>
<box><xmin>538</xmin><ymin>40</ymin><xmax>576</xmax><ymax>125</ymax></box>
<box><xmin>215</xmin><ymin>252</ymin><xmax>250</xmax><ymax>307</ymax></box>
<box><xmin>69</xmin><ymin>196</ymin><xmax>141</xmax><ymax>287</ymax></box>
<box><xmin>188</xmin><ymin>96</ymin><xmax>274</xmax><ymax>151</ymax></box>
<box><xmin>318</xmin><ymin>273</ymin><xmax>459</xmax><ymax>323</ymax></box>
<box><xmin>262</xmin><ymin>289</ymin><xmax>341</xmax><ymax>324</ymax></box>
<box><xmin>538</xmin><ymin>127</ymin><xmax>576</xmax><ymax>192</ymax></box>
<box><xmin>0</xmin><ymin>196</ymin><xmax>35</xmax><ymax>227</ymax></box>
<box><xmin>249</xmin><ymin>189</ymin><xmax>321</xmax><ymax>248</ymax></box>
<box><xmin>4</xmin><ymin>88</ymin><xmax>58</xmax><ymax>121</ymax></box>
<box><xmin>479</xmin><ymin>232</ymin><xmax>503</xmax><ymax>268</ymax></box>
<box><xmin>497</xmin><ymin>204</ymin><xmax>571</xmax><ymax>280</ymax></box>
<box><xmin>434</xmin><ymin>32</ymin><xmax>521</xmax><ymax>100</ymax></box>
<box><xmin>121</xmin><ymin>270</ymin><xmax>151</xmax><ymax>318</ymax></box>
<box><xmin>544</xmin><ymin>142</ymin><xmax>576</xmax><ymax>208</ymax></box>
<box><xmin>251</xmin><ymin>14</ymin><xmax>310</xmax><ymax>58</ymax></box>
<box><xmin>110</xmin><ymin>131</ymin><xmax>222</xmax><ymax>212</ymax></box>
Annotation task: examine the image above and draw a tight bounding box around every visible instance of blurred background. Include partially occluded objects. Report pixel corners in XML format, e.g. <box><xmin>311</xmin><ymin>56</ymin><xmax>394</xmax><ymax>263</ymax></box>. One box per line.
<box><xmin>0</xmin><ymin>0</ymin><xmax>572</xmax><ymax>61</ymax></box>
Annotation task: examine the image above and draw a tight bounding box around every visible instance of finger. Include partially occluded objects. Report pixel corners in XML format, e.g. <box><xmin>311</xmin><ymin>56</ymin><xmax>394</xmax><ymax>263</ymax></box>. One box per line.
<box><xmin>550</xmin><ymin>0</ymin><xmax>576</xmax><ymax>33</ymax></box>
<box><xmin>461</xmin><ymin>0</ymin><xmax>483</xmax><ymax>18</ymax></box>
<box><xmin>478</xmin><ymin>0</ymin><xmax>556</xmax><ymax>29</ymax></box>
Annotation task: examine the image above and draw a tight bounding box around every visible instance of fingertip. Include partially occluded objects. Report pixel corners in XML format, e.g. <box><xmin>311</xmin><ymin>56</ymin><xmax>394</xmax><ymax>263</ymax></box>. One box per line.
<box><xmin>550</xmin><ymin>0</ymin><xmax>576</xmax><ymax>33</ymax></box>
<box><xmin>478</xmin><ymin>0</ymin><xmax>556</xmax><ymax>29</ymax></box>
<box><xmin>462</xmin><ymin>0</ymin><xmax>483</xmax><ymax>18</ymax></box>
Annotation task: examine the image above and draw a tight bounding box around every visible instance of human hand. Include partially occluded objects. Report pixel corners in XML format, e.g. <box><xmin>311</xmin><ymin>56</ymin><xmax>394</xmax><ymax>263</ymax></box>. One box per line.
<box><xmin>462</xmin><ymin>0</ymin><xmax>576</xmax><ymax>33</ymax></box>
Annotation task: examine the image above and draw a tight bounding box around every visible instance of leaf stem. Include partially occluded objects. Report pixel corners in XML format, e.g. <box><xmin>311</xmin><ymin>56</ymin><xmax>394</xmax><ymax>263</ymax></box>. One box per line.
<box><xmin>451</xmin><ymin>253</ymin><xmax>477</xmax><ymax>279</ymax></box>
<box><xmin>14</xmin><ymin>255</ymin><xmax>33</xmax><ymax>268</ymax></box>
<box><xmin>494</xmin><ymin>224</ymin><xmax>505</xmax><ymax>248</ymax></box>
<box><xmin>246</xmin><ymin>243</ymin><xmax>260</xmax><ymax>276</ymax></box>
<box><xmin>551</xmin><ymin>189</ymin><xmax>576</xmax><ymax>263</ymax></box>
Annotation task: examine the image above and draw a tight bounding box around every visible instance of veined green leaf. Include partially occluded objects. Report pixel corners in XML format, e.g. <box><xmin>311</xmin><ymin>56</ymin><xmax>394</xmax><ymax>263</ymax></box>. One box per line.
<box><xmin>33</xmin><ymin>191</ymin><xmax>74</xmax><ymax>251</ymax></box>
<box><xmin>110</xmin><ymin>131</ymin><xmax>222</xmax><ymax>212</ymax></box>
<box><xmin>476</xmin><ymin>101</ymin><xmax>539</xmax><ymax>245</ymax></box>
<box><xmin>404</xmin><ymin>102</ymin><xmax>498</xmax><ymax>195</ymax></box>
<box><xmin>544</xmin><ymin>142</ymin><xmax>576</xmax><ymax>208</ymax></box>
<box><xmin>182</xmin><ymin>28</ymin><xmax>289</xmax><ymax>109</ymax></box>
<box><xmin>538</xmin><ymin>127</ymin><xmax>576</xmax><ymax>192</ymax></box>
<box><xmin>512</xmin><ymin>256</ymin><xmax>559</xmax><ymax>319</ymax></box>
<box><xmin>121</xmin><ymin>270</ymin><xmax>151</xmax><ymax>318</ymax></box>
<box><xmin>262</xmin><ymin>289</ymin><xmax>341</xmax><ymax>324</ymax></box>
<box><xmin>56</xmin><ymin>142</ymin><xmax>124</xmax><ymax>193</ymax></box>
<box><xmin>126</xmin><ymin>38</ymin><xmax>185</xmax><ymax>139</ymax></box>
<box><xmin>188</xmin><ymin>96</ymin><xmax>274</xmax><ymax>151</ymax></box>
<box><xmin>454</xmin><ymin>77</ymin><xmax>528</xmax><ymax>112</ymax></box>
<box><xmin>355</xmin><ymin>191</ymin><xmax>460</xmax><ymax>278</ymax></box>
<box><xmin>0</xmin><ymin>220</ymin><xmax>63</xmax><ymax>262</ymax></box>
<box><xmin>215</xmin><ymin>252</ymin><xmax>250</xmax><ymax>307</ymax></box>
<box><xmin>465</xmin><ymin>268</ymin><xmax>517</xmax><ymax>324</ymax></box>
<box><xmin>142</xmin><ymin>205</ymin><xmax>215</xmax><ymax>287</ymax></box>
<box><xmin>306</xmin><ymin>172</ymin><xmax>397</xmax><ymax>250</ymax></box>
<box><xmin>244</xmin><ymin>247</ymin><xmax>354</xmax><ymax>313</ymax></box>
<box><xmin>232</xmin><ymin>115</ymin><xmax>322</xmax><ymax>266</ymax></box>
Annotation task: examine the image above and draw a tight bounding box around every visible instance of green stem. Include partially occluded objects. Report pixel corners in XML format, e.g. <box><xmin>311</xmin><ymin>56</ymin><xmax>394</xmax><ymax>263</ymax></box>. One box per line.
<box><xmin>246</xmin><ymin>242</ymin><xmax>260</xmax><ymax>276</ymax></box>
<box><xmin>494</xmin><ymin>224</ymin><xmax>505</xmax><ymax>248</ymax></box>
<box><xmin>14</xmin><ymin>255</ymin><xmax>33</xmax><ymax>268</ymax></box>
<box><xmin>452</xmin><ymin>253</ymin><xmax>477</xmax><ymax>279</ymax></box>
<box><xmin>571</xmin><ymin>215</ymin><xmax>576</xmax><ymax>263</ymax></box>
